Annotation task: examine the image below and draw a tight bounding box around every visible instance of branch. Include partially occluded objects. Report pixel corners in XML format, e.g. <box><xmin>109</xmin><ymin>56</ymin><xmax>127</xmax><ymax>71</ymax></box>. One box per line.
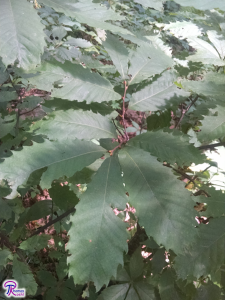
<box><xmin>198</xmin><ymin>142</ymin><xmax>225</xmax><ymax>150</ymax></box>
<box><xmin>30</xmin><ymin>207</ymin><xmax>76</xmax><ymax>237</ymax></box>
<box><xmin>175</xmin><ymin>95</ymin><xmax>199</xmax><ymax>129</ymax></box>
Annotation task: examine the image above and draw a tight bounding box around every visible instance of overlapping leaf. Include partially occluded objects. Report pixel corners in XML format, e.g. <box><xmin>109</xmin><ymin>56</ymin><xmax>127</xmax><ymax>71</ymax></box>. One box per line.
<box><xmin>129</xmin><ymin>71</ymin><xmax>189</xmax><ymax>111</ymax></box>
<box><xmin>19</xmin><ymin>235</ymin><xmax>50</xmax><ymax>253</ymax></box>
<box><xmin>174</xmin><ymin>217</ymin><xmax>225</xmax><ymax>280</ymax></box>
<box><xmin>67</xmin><ymin>156</ymin><xmax>128</xmax><ymax>291</ymax></box>
<box><xmin>98</xmin><ymin>252</ymin><xmax>155</xmax><ymax>300</ymax></box>
<box><xmin>13</xmin><ymin>255</ymin><xmax>37</xmax><ymax>295</ymax></box>
<box><xmin>174</xmin><ymin>0</ymin><xmax>225</xmax><ymax>10</ymax></box>
<box><xmin>128</xmin><ymin>43</ymin><xmax>173</xmax><ymax>85</ymax></box>
<box><xmin>0</xmin><ymin>139</ymin><xmax>105</xmax><ymax>194</ymax></box>
<box><xmin>164</xmin><ymin>21</ymin><xmax>202</xmax><ymax>39</ymax></box>
<box><xmin>0</xmin><ymin>181</ymin><xmax>12</xmax><ymax>220</ymax></box>
<box><xmin>159</xmin><ymin>269</ymin><xmax>181</xmax><ymax>300</ymax></box>
<box><xmin>128</xmin><ymin>130</ymin><xmax>206</xmax><ymax>165</ymax></box>
<box><xmin>207</xmin><ymin>31</ymin><xmax>225</xmax><ymax>60</ymax></box>
<box><xmin>0</xmin><ymin>59</ymin><xmax>8</xmax><ymax>84</ymax></box>
<box><xmin>30</xmin><ymin>110</ymin><xmax>117</xmax><ymax>140</ymax></box>
<box><xmin>24</xmin><ymin>60</ymin><xmax>121</xmax><ymax>103</ymax></box>
<box><xmin>0</xmin><ymin>0</ymin><xmax>46</xmax><ymax>69</ymax></box>
<box><xmin>194</xmin><ymin>281</ymin><xmax>221</xmax><ymax>300</ymax></box>
<box><xmin>187</xmin><ymin>37</ymin><xmax>225</xmax><ymax>66</ymax></box>
<box><xmin>196</xmin><ymin>187</ymin><xmax>225</xmax><ymax>217</ymax></box>
<box><xmin>197</xmin><ymin>105</ymin><xmax>225</xmax><ymax>142</ymax></box>
<box><xmin>119</xmin><ymin>146</ymin><xmax>197</xmax><ymax>253</ymax></box>
<box><xmin>41</xmin><ymin>0</ymin><xmax>132</xmax><ymax>36</ymax></box>
<box><xmin>0</xmin><ymin>115</ymin><xmax>16</xmax><ymax>139</ymax></box>
<box><xmin>181</xmin><ymin>72</ymin><xmax>225</xmax><ymax>99</ymax></box>
<box><xmin>103</xmin><ymin>32</ymin><xmax>129</xmax><ymax>79</ymax></box>
<box><xmin>0</xmin><ymin>91</ymin><xmax>18</xmax><ymax>102</ymax></box>
<box><xmin>133</xmin><ymin>0</ymin><xmax>164</xmax><ymax>11</ymax></box>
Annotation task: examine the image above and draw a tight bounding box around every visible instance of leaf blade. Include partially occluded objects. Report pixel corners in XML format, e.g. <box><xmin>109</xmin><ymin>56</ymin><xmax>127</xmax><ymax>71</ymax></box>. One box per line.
<box><xmin>67</xmin><ymin>156</ymin><xmax>128</xmax><ymax>290</ymax></box>
<box><xmin>119</xmin><ymin>147</ymin><xmax>197</xmax><ymax>253</ymax></box>
<box><xmin>0</xmin><ymin>0</ymin><xmax>46</xmax><ymax>69</ymax></box>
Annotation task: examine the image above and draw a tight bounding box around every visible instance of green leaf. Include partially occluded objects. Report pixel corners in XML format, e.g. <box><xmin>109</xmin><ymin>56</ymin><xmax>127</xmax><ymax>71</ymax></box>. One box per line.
<box><xmin>126</xmin><ymin>282</ymin><xmax>155</xmax><ymax>300</ymax></box>
<box><xmin>56</xmin><ymin>257</ymin><xmax>68</xmax><ymax>280</ymax></box>
<box><xmin>0</xmin><ymin>181</ymin><xmax>12</xmax><ymax>220</ymax></box>
<box><xmin>196</xmin><ymin>187</ymin><xmax>225</xmax><ymax>217</ymax></box>
<box><xmin>0</xmin><ymin>115</ymin><xmax>16</xmax><ymax>139</ymax></box>
<box><xmin>0</xmin><ymin>0</ymin><xmax>46</xmax><ymax>69</ymax></box>
<box><xmin>0</xmin><ymin>249</ymin><xmax>11</xmax><ymax>268</ymax></box>
<box><xmin>41</xmin><ymin>0</ymin><xmax>132</xmax><ymax>37</ymax></box>
<box><xmin>181</xmin><ymin>72</ymin><xmax>225</xmax><ymax>98</ymax></box>
<box><xmin>174</xmin><ymin>0</ymin><xmax>225</xmax><ymax>10</ymax></box>
<box><xmin>97</xmin><ymin>284</ymin><xmax>129</xmax><ymax>300</ymax></box>
<box><xmin>128</xmin><ymin>130</ymin><xmax>205</xmax><ymax>166</ymax></box>
<box><xmin>151</xmin><ymin>248</ymin><xmax>167</xmax><ymax>274</ymax></box>
<box><xmin>129</xmin><ymin>71</ymin><xmax>189</xmax><ymax>111</ymax></box>
<box><xmin>30</xmin><ymin>110</ymin><xmax>117</xmax><ymax>141</ymax></box>
<box><xmin>24</xmin><ymin>60</ymin><xmax>120</xmax><ymax>103</ymax></box>
<box><xmin>98</xmin><ymin>281</ymin><xmax>155</xmax><ymax>300</ymax></box>
<box><xmin>129</xmin><ymin>248</ymin><xmax>144</xmax><ymax>279</ymax></box>
<box><xmin>52</xmin><ymin>26</ymin><xmax>67</xmax><ymax>41</ymax></box>
<box><xmin>143</xmin><ymin>237</ymin><xmax>159</xmax><ymax>249</ymax></box>
<box><xmin>133</xmin><ymin>0</ymin><xmax>164</xmax><ymax>11</ymax></box>
<box><xmin>174</xmin><ymin>217</ymin><xmax>225</xmax><ymax>280</ymax></box>
<box><xmin>19</xmin><ymin>200</ymin><xmax>52</xmax><ymax>224</ymax></box>
<box><xmin>49</xmin><ymin>182</ymin><xmax>79</xmax><ymax>210</ymax></box>
<box><xmin>187</xmin><ymin>37</ymin><xmax>225</xmax><ymax>66</ymax></box>
<box><xmin>193</xmin><ymin>281</ymin><xmax>221</xmax><ymax>300</ymax></box>
<box><xmin>0</xmin><ymin>91</ymin><xmax>17</xmax><ymax>102</ymax></box>
<box><xmin>0</xmin><ymin>59</ymin><xmax>8</xmax><ymax>84</ymax></box>
<box><xmin>164</xmin><ymin>21</ymin><xmax>202</xmax><ymax>39</ymax></box>
<box><xmin>198</xmin><ymin>105</ymin><xmax>225</xmax><ymax>142</ymax></box>
<box><xmin>13</xmin><ymin>255</ymin><xmax>38</xmax><ymax>295</ymax></box>
<box><xmin>159</xmin><ymin>269</ymin><xmax>181</xmax><ymax>300</ymax></box>
<box><xmin>41</xmin><ymin>0</ymin><xmax>125</xmax><ymax>29</ymax></box>
<box><xmin>128</xmin><ymin>43</ymin><xmax>173</xmax><ymax>85</ymax></box>
<box><xmin>66</xmin><ymin>37</ymin><xmax>93</xmax><ymax>48</ymax></box>
<box><xmin>0</xmin><ymin>139</ymin><xmax>105</xmax><ymax>194</ymax></box>
<box><xmin>119</xmin><ymin>147</ymin><xmax>197</xmax><ymax>253</ymax></box>
<box><xmin>147</xmin><ymin>110</ymin><xmax>171</xmax><ymax>131</ymax></box>
<box><xmin>67</xmin><ymin>156</ymin><xmax>128</xmax><ymax>291</ymax></box>
<box><xmin>37</xmin><ymin>270</ymin><xmax>57</xmax><ymax>288</ymax></box>
<box><xmin>103</xmin><ymin>32</ymin><xmax>129</xmax><ymax>79</ymax></box>
<box><xmin>18</xmin><ymin>96</ymin><xmax>43</xmax><ymax>110</ymax></box>
<box><xmin>207</xmin><ymin>31</ymin><xmax>225</xmax><ymax>60</ymax></box>
<box><xmin>19</xmin><ymin>235</ymin><xmax>50</xmax><ymax>253</ymax></box>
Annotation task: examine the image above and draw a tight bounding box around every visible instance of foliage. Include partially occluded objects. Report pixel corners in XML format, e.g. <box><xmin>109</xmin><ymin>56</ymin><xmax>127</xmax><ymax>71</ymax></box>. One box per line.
<box><xmin>0</xmin><ymin>0</ymin><xmax>225</xmax><ymax>299</ymax></box>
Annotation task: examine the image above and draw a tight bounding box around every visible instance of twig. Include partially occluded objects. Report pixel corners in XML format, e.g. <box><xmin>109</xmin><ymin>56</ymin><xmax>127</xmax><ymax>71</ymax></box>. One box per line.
<box><xmin>30</xmin><ymin>207</ymin><xmax>76</xmax><ymax>237</ymax></box>
<box><xmin>172</xmin><ymin>168</ymin><xmax>196</xmax><ymax>184</ymax></box>
<box><xmin>112</xmin><ymin>119</ymin><xmax>124</xmax><ymax>137</ymax></box>
<box><xmin>175</xmin><ymin>95</ymin><xmax>199</xmax><ymax>129</ymax></box>
<box><xmin>19</xmin><ymin>105</ymin><xmax>40</xmax><ymax>116</ymax></box>
<box><xmin>109</xmin><ymin>142</ymin><xmax>123</xmax><ymax>156</ymax></box>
